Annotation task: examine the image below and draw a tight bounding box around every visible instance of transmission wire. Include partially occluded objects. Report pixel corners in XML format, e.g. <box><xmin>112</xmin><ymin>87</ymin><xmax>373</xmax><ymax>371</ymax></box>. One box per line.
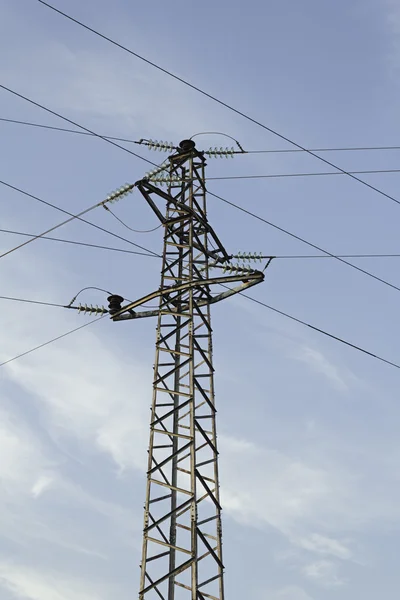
<box><xmin>0</xmin><ymin>295</ymin><xmax>67</xmax><ymax>308</ymax></box>
<box><xmin>0</xmin><ymin>317</ymin><xmax>105</xmax><ymax>368</ymax></box>
<box><xmin>2</xmin><ymin>290</ymin><xmax>399</xmax><ymax>371</ymax></box>
<box><xmin>209</xmin><ymin>190</ymin><xmax>400</xmax><ymax>295</ymax></box>
<box><xmin>35</xmin><ymin>0</ymin><xmax>400</xmax><ymax>209</ymax></box>
<box><xmin>0</xmin><ymin>85</ymin><xmax>158</xmax><ymax>168</ymax></box>
<box><xmin>4</xmin><ymin>116</ymin><xmax>400</xmax><ymax>157</ymax></box>
<box><xmin>3</xmin><ymin>82</ymin><xmax>399</xmax><ymax>298</ymax></box>
<box><xmin>3</xmin><ymin>55</ymin><xmax>400</xmax><ymax>299</ymax></box>
<box><xmin>3</xmin><ymin>228</ymin><xmax>400</xmax><ymax>261</ymax></box>
<box><xmin>0</xmin><ymin>180</ymin><xmax>160</xmax><ymax>259</ymax></box>
<box><xmin>0</xmin><ymin>228</ymin><xmax>158</xmax><ymax>257</ymax></box>
<box><xmin>236</xmin><ymin>290</ymin><xmax>400</xmax><ymax>370</ymax></box>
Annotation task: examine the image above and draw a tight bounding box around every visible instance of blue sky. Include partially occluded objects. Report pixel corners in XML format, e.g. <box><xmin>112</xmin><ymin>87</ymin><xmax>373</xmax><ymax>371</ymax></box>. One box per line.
<box><xmin>1</xmin><ymin>0</ymin><xmax>400</xmax><ymax>598</ymax></box>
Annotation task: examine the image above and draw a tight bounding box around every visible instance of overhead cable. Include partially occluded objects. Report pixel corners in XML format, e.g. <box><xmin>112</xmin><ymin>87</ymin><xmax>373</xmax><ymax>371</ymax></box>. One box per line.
<box><xmin>209</xmin><ymin>190</ymin><xmax>400</xmax><ymax>295</ymax></box>
<box><xmin>0</xmin><ymin>316</ymin><xmax>105</xmax><ymax>368</ymax></box>
<box><xmin>0</xmin><ymin>180</ymin><xmax>160</xmax><ymax>259</ymax></box>
<box><xmin>35</xmin><ymin>0</ymin><xmax>400</xmax><ymax>209</ymax></box>
<box><xmin>239</xmin><ymin>290</ymin><xmax>400</xmax><ymax>370</ymax></box>
<box><xmin>4</xmin><ymin>116</ymin><xmax>400</xmax><ymax>157</ymax></box>
<box><xmin>0</xmin><ymin>228</ymin><xmax>158</xmax><ymax>257</ymax></box>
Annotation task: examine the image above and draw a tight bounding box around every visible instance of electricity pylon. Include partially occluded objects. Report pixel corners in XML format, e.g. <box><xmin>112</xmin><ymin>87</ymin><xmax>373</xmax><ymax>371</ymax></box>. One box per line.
<box><xmin>107</xmin><ymin>139</ymin><xmax>266</xmax><ymax>600</ymax></box>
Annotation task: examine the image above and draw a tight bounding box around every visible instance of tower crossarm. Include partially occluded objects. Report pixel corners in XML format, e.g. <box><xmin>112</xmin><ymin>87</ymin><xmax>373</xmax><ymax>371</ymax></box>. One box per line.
<box><xmin>109</xmin><ymin>270</ymin><xmax>264</xmax><ymax>321</ymax></box>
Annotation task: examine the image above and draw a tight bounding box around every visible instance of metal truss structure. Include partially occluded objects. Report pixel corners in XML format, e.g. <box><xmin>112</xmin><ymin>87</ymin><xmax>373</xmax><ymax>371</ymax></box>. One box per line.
<box><xmin>108</xmin><ymin>139</ymin><xmax>265</xmax><ymax>600</ymax></box>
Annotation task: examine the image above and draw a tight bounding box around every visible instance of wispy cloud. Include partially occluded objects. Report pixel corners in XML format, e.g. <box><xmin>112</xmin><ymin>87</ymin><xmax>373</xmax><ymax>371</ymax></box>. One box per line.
<box><xmin>0</xmin><ymin>562</ymin><xmax>111</xmax><ymax>600</ymax></box>
<box><xmin>297</xmin><ymin>533</ymin><xmax>352</xmax><ymax>560</ymax></box>
<box><xmin>266</xmin><ymin>586</ymin><xmax>315</xmax><ymax>600</ymax></box>
<box><xmin>292</xmin><ymin>345</ymin><xmax>349</xmax><ymax>392</ymax></box>
<box><xmin>302</xmin><ymin>559</ymin><xmax>344</xmax><ymax>587</ymax></box>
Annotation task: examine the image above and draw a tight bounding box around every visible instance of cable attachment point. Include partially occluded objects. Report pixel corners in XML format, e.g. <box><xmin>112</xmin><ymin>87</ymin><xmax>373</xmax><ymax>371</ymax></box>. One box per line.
<box><xmin>103</xmin><ymin>183</ymin><xmax>135</xmax><ymax>205</ymax></box>
<box><xmin>205</xmin><ymin>146</ymin><xmax>236</xmax><ymax>158</ymax></box>
<box><xmin>137</xmin><ymin>139</ymin><xmax>176</xmax><ymax>152</ymax></box>
<box><xmin>77</xmin><ymin>303</ymin><xmax>108</xmax><ymax>315</ymax></box>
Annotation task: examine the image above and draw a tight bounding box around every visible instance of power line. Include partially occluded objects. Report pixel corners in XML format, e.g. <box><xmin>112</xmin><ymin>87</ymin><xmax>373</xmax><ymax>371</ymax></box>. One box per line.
<box><xmin>36</xmin><ymin>0</ymin><xmax>400</xmax><ymax>210</ymax></box>
<box><xmin>150</xmin><ymin>169</ymin><xmax>400</xmax><ymax>183</ymax></box>
<box><xmin>0</xmin><ymin>294</ymin><xmax>67</xmax><ymax>308</ymax></box>
<box><xmin>5</xmin><ymin>170</ymin><xmax>400</xmax><ymax>298</ymax></box>
<box><xmin>0</xmin><ymin>227</ymin><xmax>158</xmax><ymax>257</ymax></box>
<box><xmin>274</xmin><ymin>253</ymin><xmax>400</xmax><ymax>259</ymax></box>
<box><xmin>4</xmin><ymin>116</ymin><xmax>400</xmax><ymax>157</ymax></box>
<box><xmin>206</xmin><ymin>169</ymin><xmax>400</xmax><ymax>181</ymax></box>
<box><xmin>0</xmin><ymin>180</ymin><xmax>160</xmax><ymax>259</ymax></box>
<box><xmin>0</xmin><ymin>85</ymin><xmax>158</xmax><ymax>168</ymax></box>
<box><xmin>244</xmin><ymin>146</ymin><xmax>400</xmax><ymax>155</ymax></box>
<box><xmin>0</xmin><ymin>316</ymin><xmax>105</xmax><ymax>368</ymax></box>
<box><xmin>0</xmin><ymin>116</ymin><xmax>143</xmax><ymax>145</ymax></box>
<box><xmin>6</xmin><ymin>111</ymin><xmax>400</xmax><ymax>180</ymax></box>
<box><xmin>2</xmin><ymin>38</ymin><xmax>399</xmax><ymax>306</ymax></box>
<box><xmin>3</xmin><ymin>228</ymin><xmax>400</xmax><ymax>261</ymax></box>
<box><xmin>2</xmin><ymin>286</ymin><xmax>399</xmax><ymax>371</ymax></box>
<box><xmin>2</xmin><ymin>84</ymin><xmax>398</xmax><ymax>298</ymax></box>
<box><xmin>3</xmin><ymin>82</ymin><xmax>400</xmax><ymax>295</ymax></box>
<box><xmin>209</xmin><ymin>190</ymin><xmax>400</xmax><ymax>295</ymax></box>
<box><xmin>238</xmin><ymin>291</ymin><xmax>400</xmax><ymax>371</ymax></box>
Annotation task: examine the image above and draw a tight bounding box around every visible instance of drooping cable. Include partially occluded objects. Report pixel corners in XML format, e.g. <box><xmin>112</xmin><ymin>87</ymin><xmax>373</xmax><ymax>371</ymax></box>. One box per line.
<box><xmin>66</xmin><ymin>286</ymin><xmax>112</xmax><ymax>307</ymax></box>
<box><xmin>102</xmin><ymin>205</ymin><xmax>162</xmax><ymax>233</ymax></box>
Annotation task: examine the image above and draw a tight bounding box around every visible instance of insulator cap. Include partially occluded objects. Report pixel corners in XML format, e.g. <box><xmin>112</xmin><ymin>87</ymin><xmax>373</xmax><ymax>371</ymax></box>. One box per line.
<box><xmin>107</xmin><ymin>294</ymin><xmax>124</xmax><ymax>315</ymax></box>
<box><xmin>179</xmin><ymin>139</ymin><xmax>196</xmax><ymax>152</ymax></box>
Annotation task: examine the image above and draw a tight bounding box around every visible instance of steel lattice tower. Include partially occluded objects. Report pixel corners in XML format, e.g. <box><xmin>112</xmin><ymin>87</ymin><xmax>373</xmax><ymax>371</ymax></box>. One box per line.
<box><xmin>107</xmin><ymin>139</ymin><xmax>265</xmax><ymax>600</ymax></box>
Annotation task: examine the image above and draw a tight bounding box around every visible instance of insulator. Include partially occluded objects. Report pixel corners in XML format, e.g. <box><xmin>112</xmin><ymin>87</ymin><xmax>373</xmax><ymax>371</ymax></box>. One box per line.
<box><xmin>107</xmin><ymin>294</ymin><xmax>124</xmax><ymax>315</ymax></box>
<box><xmin>205</xmin><ymin>146</ymin><xmax>236</xmax><ymax>158</ymax></box>
<box><xmin>105</xmin><ymin>183</ymin><xmax>134</xmax><ymax>205</ymax></box>
<box><xmin>77</xmin><ymin>303</ymin><xmax>108</xmax><ymax>315</ymax></box>
<box><xmin>233</xmin><ymin>251</ymin><xmax>264</xmax><ymax>263</ymax></box>
<box><xmin>150</xmin><ymin>174</ymin><xmax>186</xmax><ymax>187</ymax></box>
<box><xmin>144</xmin><ymin>139</ymin><xmax>175</xmax><ymax>152</ymax></box>
<box><xmin>223</xmin><ymin>262</ymin><xmax>256</xmax><ymax>275</ymax></box>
